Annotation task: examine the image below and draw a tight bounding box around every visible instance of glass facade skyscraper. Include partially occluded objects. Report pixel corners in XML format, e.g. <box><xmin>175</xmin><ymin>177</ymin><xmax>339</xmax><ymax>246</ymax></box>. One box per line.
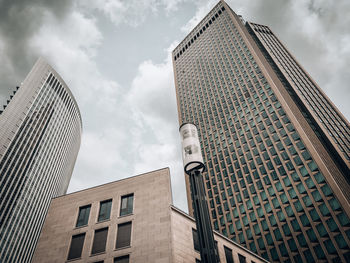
<box><xmin>0</xmin><ymin>58</ymin><xmax>82</xmax><ymax>262</ymax></box>
<box><xmin>172</xmin><ymin>1</ymin><xmax>350</xmax><ymax>262</ymax></box>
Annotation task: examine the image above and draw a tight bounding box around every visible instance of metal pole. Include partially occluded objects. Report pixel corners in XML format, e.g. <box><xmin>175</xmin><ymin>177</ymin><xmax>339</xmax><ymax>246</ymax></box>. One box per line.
<box><xmin>189</xmin><ymin>169</ymin><xmax>219</xmax><ymax>263</ymax></box>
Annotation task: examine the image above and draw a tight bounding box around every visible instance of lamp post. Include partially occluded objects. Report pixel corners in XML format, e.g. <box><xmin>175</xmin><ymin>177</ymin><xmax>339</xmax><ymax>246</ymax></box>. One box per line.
<box><xmin>180</xmin><ymin>123</ymin><xmax>219</xmax><ymax>263</ymax></box>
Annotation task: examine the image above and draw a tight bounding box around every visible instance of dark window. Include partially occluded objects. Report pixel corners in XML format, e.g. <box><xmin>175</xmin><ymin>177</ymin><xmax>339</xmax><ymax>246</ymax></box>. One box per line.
<box><xmin>116</xmin><ymin>222</ymin><xmax>132</xmax><ymax>249</ymax></box>
<box><xmin>98</xmin><ymin>199</ymin><xmax>112</xmax><ymax>222</ymax></box>
<box><xmin>114</xmin><ymin>255</ymin><xmax>129</xmax><ymax>263</ymax></box>
<box><xmin>192</xmin><ymin>229</ymin><xmax>200</xmax><ymax>252</ymax></box>
<box><xmin>67</xmin><ymin>233</ymin><xmax>85</xmax><ymax>260</ymax></box>
<box><xmin>238</xmin><ymin>253</ymin><xmax>246</xmax><ymax>263</ymax></box>
<box><xmin>224</xmin><ymin>246</ymin><xmax>234</xmax><ymax>263</ymax></box>
<box><xmin>120</xmin><ymin>194</ymin><xmax>134</xmax><ymax>216</ymax></box>
<box><xmin>76</xmin><ymin>205</ymin><xmax>91</xmax><ymax>227</ymax></box>
<box><xmin>91</xmin><ymin>227</ymin><xmax>108</xmax><ymax>254</ymax></box>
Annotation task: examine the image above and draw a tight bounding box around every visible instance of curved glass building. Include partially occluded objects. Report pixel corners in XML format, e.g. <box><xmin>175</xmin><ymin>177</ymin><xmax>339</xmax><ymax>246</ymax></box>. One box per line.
<box><xmin>0</xmin><ymin>58</ymin><xmax>82</xmax><ymax>262</ymax></box>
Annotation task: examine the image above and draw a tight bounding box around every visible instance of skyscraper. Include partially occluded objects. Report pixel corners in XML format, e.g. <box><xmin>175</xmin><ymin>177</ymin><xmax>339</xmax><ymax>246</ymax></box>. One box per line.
<box><xmin>172</xmin><ymin>1</ymin><xmax>350</xmax><ymax>262</ymax></box>
<box><xmin>0</xmin><ymin>58</ymin><xmax>82</xmax><ymax>262</ymax></box>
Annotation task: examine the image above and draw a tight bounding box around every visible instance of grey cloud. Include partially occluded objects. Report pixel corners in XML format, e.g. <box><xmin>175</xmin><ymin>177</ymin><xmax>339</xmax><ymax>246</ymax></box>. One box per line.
<box><xmin>0</xmin><ymin>0</ymin><xmax>72</xmax><ymax>105</ymax></box>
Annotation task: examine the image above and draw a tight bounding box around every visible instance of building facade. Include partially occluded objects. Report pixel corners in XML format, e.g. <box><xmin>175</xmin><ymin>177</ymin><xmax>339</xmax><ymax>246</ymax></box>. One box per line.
<box><xmin>0</xmin><ymin>58</ymin><xmax>82</xmax><ymax>262</ymax></box>
<box><xmin>32</xmin><ymin>168</ymin><xmax>267</xmax><ymax>263</ymax></box>
<box><xmin>172</xmin><ymin>1</ymin><xmax>350</xmax><ymax>262</ymax></box>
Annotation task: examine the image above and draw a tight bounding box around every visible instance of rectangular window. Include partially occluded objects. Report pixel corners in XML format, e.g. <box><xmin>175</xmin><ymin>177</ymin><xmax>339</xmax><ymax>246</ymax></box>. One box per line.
<box><xmin>76</xmin><ymin>205</ymin><xmax>91</xmax><ymax>227</ymax></box>
<box><xmin>114</xmin><ymin>255</ymin><xmax>129</xmax><ymax>263</ymax></box>
<box><xmin>192</xmin><ymin>229</ymin><xmax>200</xmax><ymax>252</ymax></box>
<box><xmin>116</xmin><ymin>222</ymin><xmax>132</xmax><ymax>249</ymax></box>
<box><xmin>239</xmin><ymin>253</ymin><xmax>247</xmax><ymax>263</ymax></box>
<box><xmin>67</xmin><ymin>233</ymin><xmax>85</xmax><ymax>260</ymax></box>
<box><xmin>224</xmin><ymin>246</ymin><xmax>234</xmax><ymax>263</ymax></box>
<box><xmin>91</xmin><ymin>227</ymin><xmax>108</xmax><ymax>255</ymax></box>
<box><xmin>120</xmin><ymin>194</ymin><xmax>134</xmax><ymax>216</ymax></box>
<box><xmin>98</xmin><ymin>199</ymin><xmax>112</xmax><ymax>222</ymax></box>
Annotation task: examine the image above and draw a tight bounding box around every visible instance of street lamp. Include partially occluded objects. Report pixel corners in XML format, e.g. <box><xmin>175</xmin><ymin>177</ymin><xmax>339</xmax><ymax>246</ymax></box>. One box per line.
<box><xmin>180</xmin><ymin>123</ymin><xmax>219</xmax><ymax>263</ymax></box>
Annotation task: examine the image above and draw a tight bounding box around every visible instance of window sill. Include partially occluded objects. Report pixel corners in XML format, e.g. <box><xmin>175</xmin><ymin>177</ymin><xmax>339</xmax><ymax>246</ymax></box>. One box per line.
<box><xmin>90</xmin><ymin>251</ymin><xmax>106</xmax><ymax>257</ymax></box>
<box><xmin>74</xmin><ymin>225</ymin><xmax>88</xmax><ymax>230</ymax></box>
<box><xmin>118</xmin><ymin>213</ymin><xmax>133</xmax><ymax>219</ymax></box>
<box><xmin>66</xmin><ymin>257</ymin><xmax>81</xmax><ymax>262</ymax></box>
<box><xmin>96</xmin><ymin>219</ymin><xmax>110</xmax><ymax>224</ymax></box>
<box><xmin>115</xmin><ymin>245</ymin><xmax>131</xmax><ymax>251</ymax></box>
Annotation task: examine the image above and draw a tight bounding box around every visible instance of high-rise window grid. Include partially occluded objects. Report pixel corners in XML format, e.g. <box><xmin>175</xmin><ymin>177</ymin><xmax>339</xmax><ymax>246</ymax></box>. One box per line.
<box><xmin>173</xmin><ymin>2</ymin><xmax>350</xmax><ymax>262</ymax></box>
<box><xmin>0</xmin><ymin>63</ymin><xmax>82</xmax><ymax>263</ymax></box>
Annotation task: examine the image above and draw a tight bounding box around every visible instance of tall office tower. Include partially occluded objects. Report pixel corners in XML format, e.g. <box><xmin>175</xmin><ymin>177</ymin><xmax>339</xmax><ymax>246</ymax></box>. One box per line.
<box><xmin>172</xmin><ymin>1</ymin><xmax>350</xmax><ymax>262</ymax></box>
<box><xmin>0</xmin><ymin>58</ymin><xmax>82</xmax><ymax>262</ymax></box>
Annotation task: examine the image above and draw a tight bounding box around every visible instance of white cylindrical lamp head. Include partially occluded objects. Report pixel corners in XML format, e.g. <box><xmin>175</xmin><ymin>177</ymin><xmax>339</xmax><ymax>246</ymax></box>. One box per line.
<box><xmin>179</xmin><ymin>123</ymin><xmax>205</xmax><ymax>175</ymax></box>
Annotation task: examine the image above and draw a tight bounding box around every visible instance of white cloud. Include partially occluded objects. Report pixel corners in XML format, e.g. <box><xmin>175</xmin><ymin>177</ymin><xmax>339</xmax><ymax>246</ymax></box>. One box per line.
<box><xmin>126</xmin><ymin>43</ymin><xmax>188</xmax><ymax>211</ymax></box>
<box><xmin>77</xmin><ymin>0</ymin><xmax>188</xmax><ymax>27</ymax></box>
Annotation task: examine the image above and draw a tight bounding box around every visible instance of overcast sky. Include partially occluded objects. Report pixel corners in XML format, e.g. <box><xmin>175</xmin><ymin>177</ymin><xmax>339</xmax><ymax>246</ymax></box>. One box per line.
<box><xmin>0</xmin><ymin>0</ymin><xmax>349</xmax><ymax>212</ymax></box>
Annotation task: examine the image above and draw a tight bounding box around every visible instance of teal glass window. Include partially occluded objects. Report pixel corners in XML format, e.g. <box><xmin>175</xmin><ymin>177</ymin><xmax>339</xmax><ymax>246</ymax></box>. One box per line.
<box><xmin>299</xmin><ymin>166</ymin><xmax>309</xmax><ymax>177</ymax></box>
<box><xmin>261</xmin><ymin>219</ymin><xmax>268</xmax><ymax>231</ymax></box>
<box><xmin>229</xmin><ymin>224</ymin><xmax>235</xmax><ymax>235</ymax></box>
<box><xmin>309</xmin><ymin>208</ymin><xmax>320</xmax><ymax>222</ymax></box>
<box><xmin>264</xmin><ymin>203</ymin><xmax>272</xmax><ymax>213</ymax></box>
<box><xmin>76</xmin><ymin>205</ymin><xmax>91</xmax><ymax>227</ymax></box>
<box><xmin>337</xmin><ymin>212</ymin><xmax>350</xmax><ymax>226</ymax></box>
<box><xmin>233</xmin><ymin>208</ymin><xmax>239</xmax><ymax>218</ymax></box>
<box><xmin>98</xmin><ymin>199</ymin><xmax>112</xmax><ymax>222</ymax></box>
<box><xmin>324</xmin><ymin>239</ymin><xmax>336</xmax><ymax>254</ymax></box>
<box><xmin>297</xmin><ymin>233</ymin><xmax>307</xmax><ymax>247</ymax></box>
<box><xmin>321</xmin><ymin>185</ymin><xmax>332</xmax><ymax>196</ymax></box>
<box><xmin>254</xmin><ymin>223</ymin><xmax>261</xmax><ymax>235</ymax></box>
<box><xmin>305</xmin><ymin>177</ymin><xmax>315</xmax><ymax>189</ymax></box>
<box><xmin>308</xmin><ymin>160</ymin><xmax>318</xmax><ymax>171</ymax></box>
<box><xmin>275</xmin><ymin>182</ymin><xmax>283</xmax><ymax>192</ymax></box>
<box><xmin>334</xmin><ymin>234</ymin><xmax>347</xmax><ymax>249</ymax></box>
<box><xmin>300</xmin><ymin>214</ymin><xmax>310</xmax><ymax>227</ymax></box>
<box><xmin>306</xmin><ymin>228</ymin><xmax>317</xmax><ymax>242</ymax></box>
<box><xmin>326</xmin><ymin>218</ymin><xmax>338</xmax><ymax>232</ymax></box>
<box><xmin>249</xmin><ymin>211</ymin><xmax>257</xmax><ymax>222</ymax></box>
<box><xmin>282</xmin><ymin>223</ymin><xmax>291</xmax><ymax>236</ymax></box>
<box><xmin>291</xmin><ymin>219</ymin><xmax>301</xmax><ymax>231</ymax></box>
<box><xmin>266</xmin><ymin>233</ymin><xmax>273</xmax><ymax>245</ymax></box>
<box><xmin>277</xmin><ymin>211</ymin><xmax>286</xmax><ymax>222</ymax></box>
<box><xmin>272</xmin><ymin>198</ymin><xmax>280</xmax><ymax>208</ymax></box>
<box><xmin>280</xmin><ymin>193</ymin><xmax>288</xmax><ymax>204</ymax></box>
<box><xmin>287</xmin><ymin>238</ymin><xmax>297</xmax><ymax>252</ymax></box>
<box><xmin>242</xmin><ymin>215</ymin><xmax>249</xmax><ymax>226</ymax></box>
<box><xmin>294</xmin><ymin>200</ymin><xmax>303</xmax><ymax>212</ymax></box>
<box><xmin>296</xmin><ymin>183</ymin><xmax>306</xmax><ymax>194</ymax></box>
<box><xmin>257</xmin><ymin>237</ymin><xmax>265</xmax><ymax>249</ymax></box>
<box><xmin>316</xmin><ymin>223</ymin><xmax>328</xmax><ymax>237</ymax></box>
<box><xmin>279</xmin><ymin>243</ymin><xmax>288</xmax><ymax>257</ymax></box>
<box><xmin>314</xmin><ymin>172</ymin><xmax>325</xmax><ymax>184</ymax></box>
<box><xmin>274</xmin><ymin>228</ymin><xmax>282</xmax><ymax>241</ymax></box>
<box><xmin>269</xmin><ymin>215</ymin><xmax>277</xmax><ymax>226</ymax></box>
<box><xmin>303</xmin><ymin>249</ymin><xmax>314</xmax><ymax>262</ymax></box>
<box><xmin>235</xmin><ymin>220</ymin><xmax>242</xmax><ymax>230</ymax></box>
<box><xmin>285</xmin><ymin>205</ymin><xmax>294</xmax><ymax>217</ymax></box>
<box><xmin>302</xmin><ymin>196</ymin><xmax>313</xmax><ymax>207</ymax></box>
<box><xmin>302</xmin><ymin>150</ymin><xmax>311</xmax><ymax>160</ymax></box>
<box><xmin>318</xmin><ymin>203</ymin><xmax>330</xmax><ymax>216</ymax></box>
<box><xmin>290</xmin><ymin>172</ymin><xmax>300</xmax><ymax>182</ymax></box>
<box><xmin>311</xmin><ymin>190</ymin><xmax>322</xmax><ymax>202</ymax></box>
<box><xmin>288</xmin><ymin>189</ymin><xmax>297</xmax><ymax>199</ymax></box>
<box><xmin>313</xmin><ymin>244</ymin><xmax>325</xmax><ymax>259</ymax></box>
<box><xmin>283</xmin><ymin>177</ymin><xmax>291</xmax><ymax>187</ymax></box>
<box><xmin>329</xmin><ymin>198</ymin><xmax>341</xmax><ymax>211</ymax></box>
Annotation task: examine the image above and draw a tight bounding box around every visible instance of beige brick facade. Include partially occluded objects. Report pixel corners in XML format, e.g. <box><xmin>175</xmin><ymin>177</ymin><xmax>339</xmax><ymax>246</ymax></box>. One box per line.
<box><xmin>33</xmin><ymin>168</ymin><xmax>267</xmax><ymax>263</ymax></box>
